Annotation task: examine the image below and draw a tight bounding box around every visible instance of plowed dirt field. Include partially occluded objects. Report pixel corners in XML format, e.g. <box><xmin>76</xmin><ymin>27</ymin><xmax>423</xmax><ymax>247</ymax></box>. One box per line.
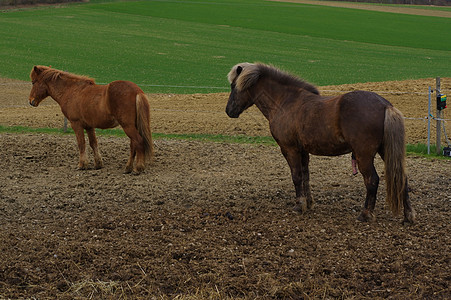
<box><xmin>1</xmin><ymin>77</ymin><xmax>450</xmax><ymax>299</ymax></box>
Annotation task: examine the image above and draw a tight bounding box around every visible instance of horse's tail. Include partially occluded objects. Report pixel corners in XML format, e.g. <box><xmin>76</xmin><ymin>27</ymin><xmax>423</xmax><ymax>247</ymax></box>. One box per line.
<box><xmin>136</xmin><ymin>93</ymin><xmax>154</xmax><ymax>162</ymax></box>
<box><xmin>383</xmin><ymin>106</ymin><xmax>406</xmax><ymax>215</ymax></box>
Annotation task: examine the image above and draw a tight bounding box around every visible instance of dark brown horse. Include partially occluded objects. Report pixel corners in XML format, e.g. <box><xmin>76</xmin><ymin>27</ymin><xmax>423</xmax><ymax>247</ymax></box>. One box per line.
<box><xmin>226</xmin><ymin>62</ymin><xmax>415</xmax><ymax>223</ymax></box>
<box><xmin>29</xmin><ymin>66</ymin><xmax>153</xmax><ymax>174</ymax></box>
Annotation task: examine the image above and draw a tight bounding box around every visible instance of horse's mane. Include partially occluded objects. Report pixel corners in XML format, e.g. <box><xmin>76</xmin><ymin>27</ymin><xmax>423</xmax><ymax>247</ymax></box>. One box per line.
<box><xmin>228</xmin><ymin>62</ymin><xmax>319</xmax><ymax>95</ymax></box>
<box><xmin>32</xmin><ymin>66</ymin><xmax>95</xmax><ymax>85</ymax></box>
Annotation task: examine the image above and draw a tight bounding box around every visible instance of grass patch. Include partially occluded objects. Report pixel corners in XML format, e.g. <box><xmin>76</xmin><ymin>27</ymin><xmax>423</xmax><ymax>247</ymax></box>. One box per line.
<box><xmin>2</xmin><ymin>125</ymin><xmax>449</xmax><ymax>159</ymax></box>
<box><xmin>0</xmin><ymin>125</ymin><xmax>277</xmax><ymax>145</ymax></box>
<box><xmin>0</xmin><ymin>0</ymin><xmax>450</xmax><ymax>93</ymax></box>
<box><xmin>406</xmin><ymin>142</ymin><xmax>450</xmax><ymax>158</ymax></box>
<box><xmin>406</xmin><ymin>142</ymin><xmax>432</xmax><ymax>155</ymax></box>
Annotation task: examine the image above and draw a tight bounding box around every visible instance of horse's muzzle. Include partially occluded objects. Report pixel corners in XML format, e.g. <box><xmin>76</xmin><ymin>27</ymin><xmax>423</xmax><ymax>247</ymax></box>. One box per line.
<box><xmin>225</xmin><ymin>102</ymin><xmax>241</xmax><ymax>118</ymax></box>
<box><xmin>225</xmin><ymin>108</ymin><xmax>239</xmax><ymax>118</ymax></box>
<box><xmin>29</xmin><ymin>99</ymin><xmax>38</xmax><ymax>107</ymax></box>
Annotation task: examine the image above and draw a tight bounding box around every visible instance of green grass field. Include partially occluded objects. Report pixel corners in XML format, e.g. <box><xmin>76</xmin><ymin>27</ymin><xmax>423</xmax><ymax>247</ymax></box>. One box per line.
<box><xmin>1</xmin><ymin>0</ymin><xmax>450</xmax><ymax>93</ymax></box>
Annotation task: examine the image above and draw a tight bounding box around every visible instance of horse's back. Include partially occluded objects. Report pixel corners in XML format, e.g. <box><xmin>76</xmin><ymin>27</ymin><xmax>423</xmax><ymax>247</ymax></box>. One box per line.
<box><xmin>339</xmin><ymin>90</ymin><xmax>391</xmax><ymax>124</ymax></box>
<box><xmin>342</xmin><ymin>90</ymin><xmax>391</xmax><ymax>106</ymax></box>
<box><xmin>105</xmin><ymin>81</ymin><xmax>144</xmax><ymax>115</ymax></box>
<box><xmin>107</xmin><ymin>80</ymin><xmax>143</xmax><ymax>98</ymax></box>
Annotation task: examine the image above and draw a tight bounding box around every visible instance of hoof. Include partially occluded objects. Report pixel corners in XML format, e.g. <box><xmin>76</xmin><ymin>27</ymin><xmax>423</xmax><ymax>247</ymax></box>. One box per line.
<box><xmin>78</xmin><ymin>158</ymin><xmax>89</xmax><ymax>170</ymax></box>
<box><xmin>293</xmin><ymin>197</ymin><xmax>308</xmax><ymax>213</ymax></box>
<box><xmin>94</xmin><ymin>161</ymin><xmax>104</xmax><ymax>170</ymax></box>
<box><xmin>124</xmin><ymin>165</ymin><xmax>133</xmax><ymax>174</ymax></box>
<box><xmin>402</xmin><ymin>209</ymin><xmax>416</xmax><ymax>224</ymax></box>
<box><xmin>357</xmin><ymin>209</ymin><xmax>375</xmax><ymax>222</ymax></box>
<box><xmin>307</xmin><ymin>196</ymin><xmax>314</xmax><ymax>209</ymax></box>
<box><xmin>133</xmin><ymin>165</ymin><xmax>144</xmax><ymax>175</ymax></box>
<box><xmin>78</xmin><ymin>164</ymin><xmax>88</xmax><ymax>170</ymax></box>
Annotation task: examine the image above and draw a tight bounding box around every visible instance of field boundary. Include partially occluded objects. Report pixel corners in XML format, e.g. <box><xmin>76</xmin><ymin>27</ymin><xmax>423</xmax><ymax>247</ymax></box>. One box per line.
<box><xmin>270</xmin><ymin>0</ymin><xmax>451</xmax><ymax>17</ymax></box>
<box><xmin>1</xmin><ymin>125</ymin><xmax>449</xmax><ymax>159</ymax></box>
<box><xmin>2</xmin><ymin>77</ymin><xmax>450</xmax><ymax>149</ymax></box>
<box><xmin>2</xmin><ymin>81</ymin><xmax>450</xmax><ymax>121</ymax></box>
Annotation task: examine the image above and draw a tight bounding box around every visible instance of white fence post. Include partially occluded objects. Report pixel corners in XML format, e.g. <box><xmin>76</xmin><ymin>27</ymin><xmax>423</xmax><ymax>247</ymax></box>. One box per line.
<box><xmin>436</xmin><ymin>77</ymin><xmax>442</xmax><ymax>155</ymax></box>
<box><xmin>63</xmin><ymin>117</ymin><xmax>68</xmax><ymax>133</ymax></box>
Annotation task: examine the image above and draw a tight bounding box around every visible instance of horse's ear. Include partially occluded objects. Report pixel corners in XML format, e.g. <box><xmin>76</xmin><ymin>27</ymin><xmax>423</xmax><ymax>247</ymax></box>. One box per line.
<box><xmin>236</xmin><ymin>66</ymin><xmax>243</xmax><ymax>75</ymax></box>
<box><xmin>33</xmin><ymin>66</ymin><xmax>42</xmax><ymax>75</ymax></box>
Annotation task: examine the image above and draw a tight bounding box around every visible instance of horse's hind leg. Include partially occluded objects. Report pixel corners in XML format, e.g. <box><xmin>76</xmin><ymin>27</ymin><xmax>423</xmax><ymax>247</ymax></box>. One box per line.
<box><xmin>380</xmin><ymin>152</ymin><xmax>415</xmax><ymax>224</ymax></box>
<box><xmin>356</xmin><ymin>157</ymin><xmax>379</xmax><ymax>222</ymax></box>
<box><xmin>125</xmin><ymin>140</ymin><xmax>136</xmax><ymax>174</ymax></box>
<box><xmin>86</xmin><ymin>128</ymin><xmax>103</xmax><ymax>169</ymax></box>
<box><xmin>122</xmin><ymin>125</ymin><xmax>145</xmax><ymax>174</ymax></box>
<box><xmin>402</xmin><ymin>179</ymin><xmax>416</xmax><ymax>224</ymax></box>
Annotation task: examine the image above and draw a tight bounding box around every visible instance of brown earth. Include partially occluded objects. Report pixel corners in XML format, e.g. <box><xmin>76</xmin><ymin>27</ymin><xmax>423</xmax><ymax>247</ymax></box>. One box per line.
<box><xmin>0</xmin><ymin>78</ymin><xmax>450</xmax><ymax>299</ymax></box>
<box><xmin>270</xmin><ymin>0</ymin><xmax>451</xmax><ymax>18</ymax></box>
<box><xmin>1</xmin><ymin>77</ymin><xmax>451</xmax><ymax>145</ymax></box>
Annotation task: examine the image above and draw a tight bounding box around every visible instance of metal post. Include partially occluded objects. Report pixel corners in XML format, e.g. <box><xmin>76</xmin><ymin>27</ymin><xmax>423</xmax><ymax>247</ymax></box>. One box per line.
<box><xmin>63</xmin><ymin>117</ymin><xmax>68</xmax><ymax>133</ymax></box>
<box><xmin>427</xmin><ymin>86</ymin><xmax>431</xmax><ymax>155</ymax></box>
<box><xmin>436</xmin><ymin>77</ymin><xmax>441</xmax><ymax>155</ymax></box>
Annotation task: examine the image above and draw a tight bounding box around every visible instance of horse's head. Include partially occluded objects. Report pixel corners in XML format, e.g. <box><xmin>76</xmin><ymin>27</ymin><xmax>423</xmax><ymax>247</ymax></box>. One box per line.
<box><xmin>226</xmin><ymin>63</ymin><xmax>256</xmax><ymax>118</ymax></box>
<box><xmin>29</xmin><ymin>66</ymin><xmax>50</xmax><ymax>107</ymax></box>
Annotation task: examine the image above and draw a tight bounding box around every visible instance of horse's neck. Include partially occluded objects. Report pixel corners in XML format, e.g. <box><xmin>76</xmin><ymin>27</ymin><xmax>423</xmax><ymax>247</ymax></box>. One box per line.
<box><xmin>46</xmin><ymin>79</ymin><xmax>65</xmax><ymax>105</ymax></box>
<box><xmin>252</xmin><ymin>82</ymin><xmax>289</xmax><ymax>121</ymax></box>
<box><xmin>252</xmin><ymin>90</ymin><xmax>274</xmax><ymax>121</ymax></box>
<box><xmin>47</xmin><ymin>79</ymin><xmax>82</xmax><ymax>106</ymax></box>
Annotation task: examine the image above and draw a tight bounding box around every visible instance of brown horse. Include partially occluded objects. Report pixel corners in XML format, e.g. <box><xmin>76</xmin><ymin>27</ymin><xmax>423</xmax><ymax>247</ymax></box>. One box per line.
<box><xmin>29</xmin><ymin>66</ymin><xmax>153</xmax><ymax>174</ymax></box>
<box><xmin>226</xmin><ymin>62</ymin><xmax>415</xmax><ymax>223</ymax></box>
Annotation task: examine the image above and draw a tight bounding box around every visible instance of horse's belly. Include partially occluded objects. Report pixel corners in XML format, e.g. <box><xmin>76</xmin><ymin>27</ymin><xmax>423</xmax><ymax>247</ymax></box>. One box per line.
<box><xmin>303</xmin><ymin>140</ymin><xmax>351</xmax><ymax>156</ymax></box>
<box><xmin>87</xmin><ymin>115</ymin><xmax>119</xmax><ymax>129</ymax></box>
<box><xmin>97</xmin><ymin>118</ymin><xmax>119</xmax><ymax>129</ymax></box>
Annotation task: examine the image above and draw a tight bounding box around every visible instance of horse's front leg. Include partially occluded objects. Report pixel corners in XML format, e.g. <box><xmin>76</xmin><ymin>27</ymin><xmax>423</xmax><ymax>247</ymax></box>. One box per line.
<box><xmin>300</xmin><ymin>149</ymin><xmax>314</xmax><ymax>209</ymax></box>
<box><xmin>72</xmin><ymin>124</ymin><xmax>88</xmax><ymax>170</ymax></box>
<box><xmin>86</xmin><ymin>128</ymin><xmax>103</xmax><ymax>169</ymax></box>
<box><xmin>281</xmin><ymin>146</ymin><xmax>313</xmax><ymax>213</ymax></box>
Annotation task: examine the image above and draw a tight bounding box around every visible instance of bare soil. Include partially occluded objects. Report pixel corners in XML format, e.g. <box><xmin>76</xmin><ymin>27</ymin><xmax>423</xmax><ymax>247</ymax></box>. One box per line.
<box><xmin>1</xmin><ymin>77</ymin><xmax>451</xmax><ymax>145</ymax></box>
<box><xmin>0</xmin><ymin>78</ymin><xmax>450</xmax><ymax>299</ymax></box>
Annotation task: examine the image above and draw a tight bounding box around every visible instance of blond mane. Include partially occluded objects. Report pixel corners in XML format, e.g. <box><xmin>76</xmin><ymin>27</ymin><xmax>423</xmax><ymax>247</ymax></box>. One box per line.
<box><xmin>227</xmin><ymin>62</ymin><xmax>319</xmax><ymax>95</ymax></box>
